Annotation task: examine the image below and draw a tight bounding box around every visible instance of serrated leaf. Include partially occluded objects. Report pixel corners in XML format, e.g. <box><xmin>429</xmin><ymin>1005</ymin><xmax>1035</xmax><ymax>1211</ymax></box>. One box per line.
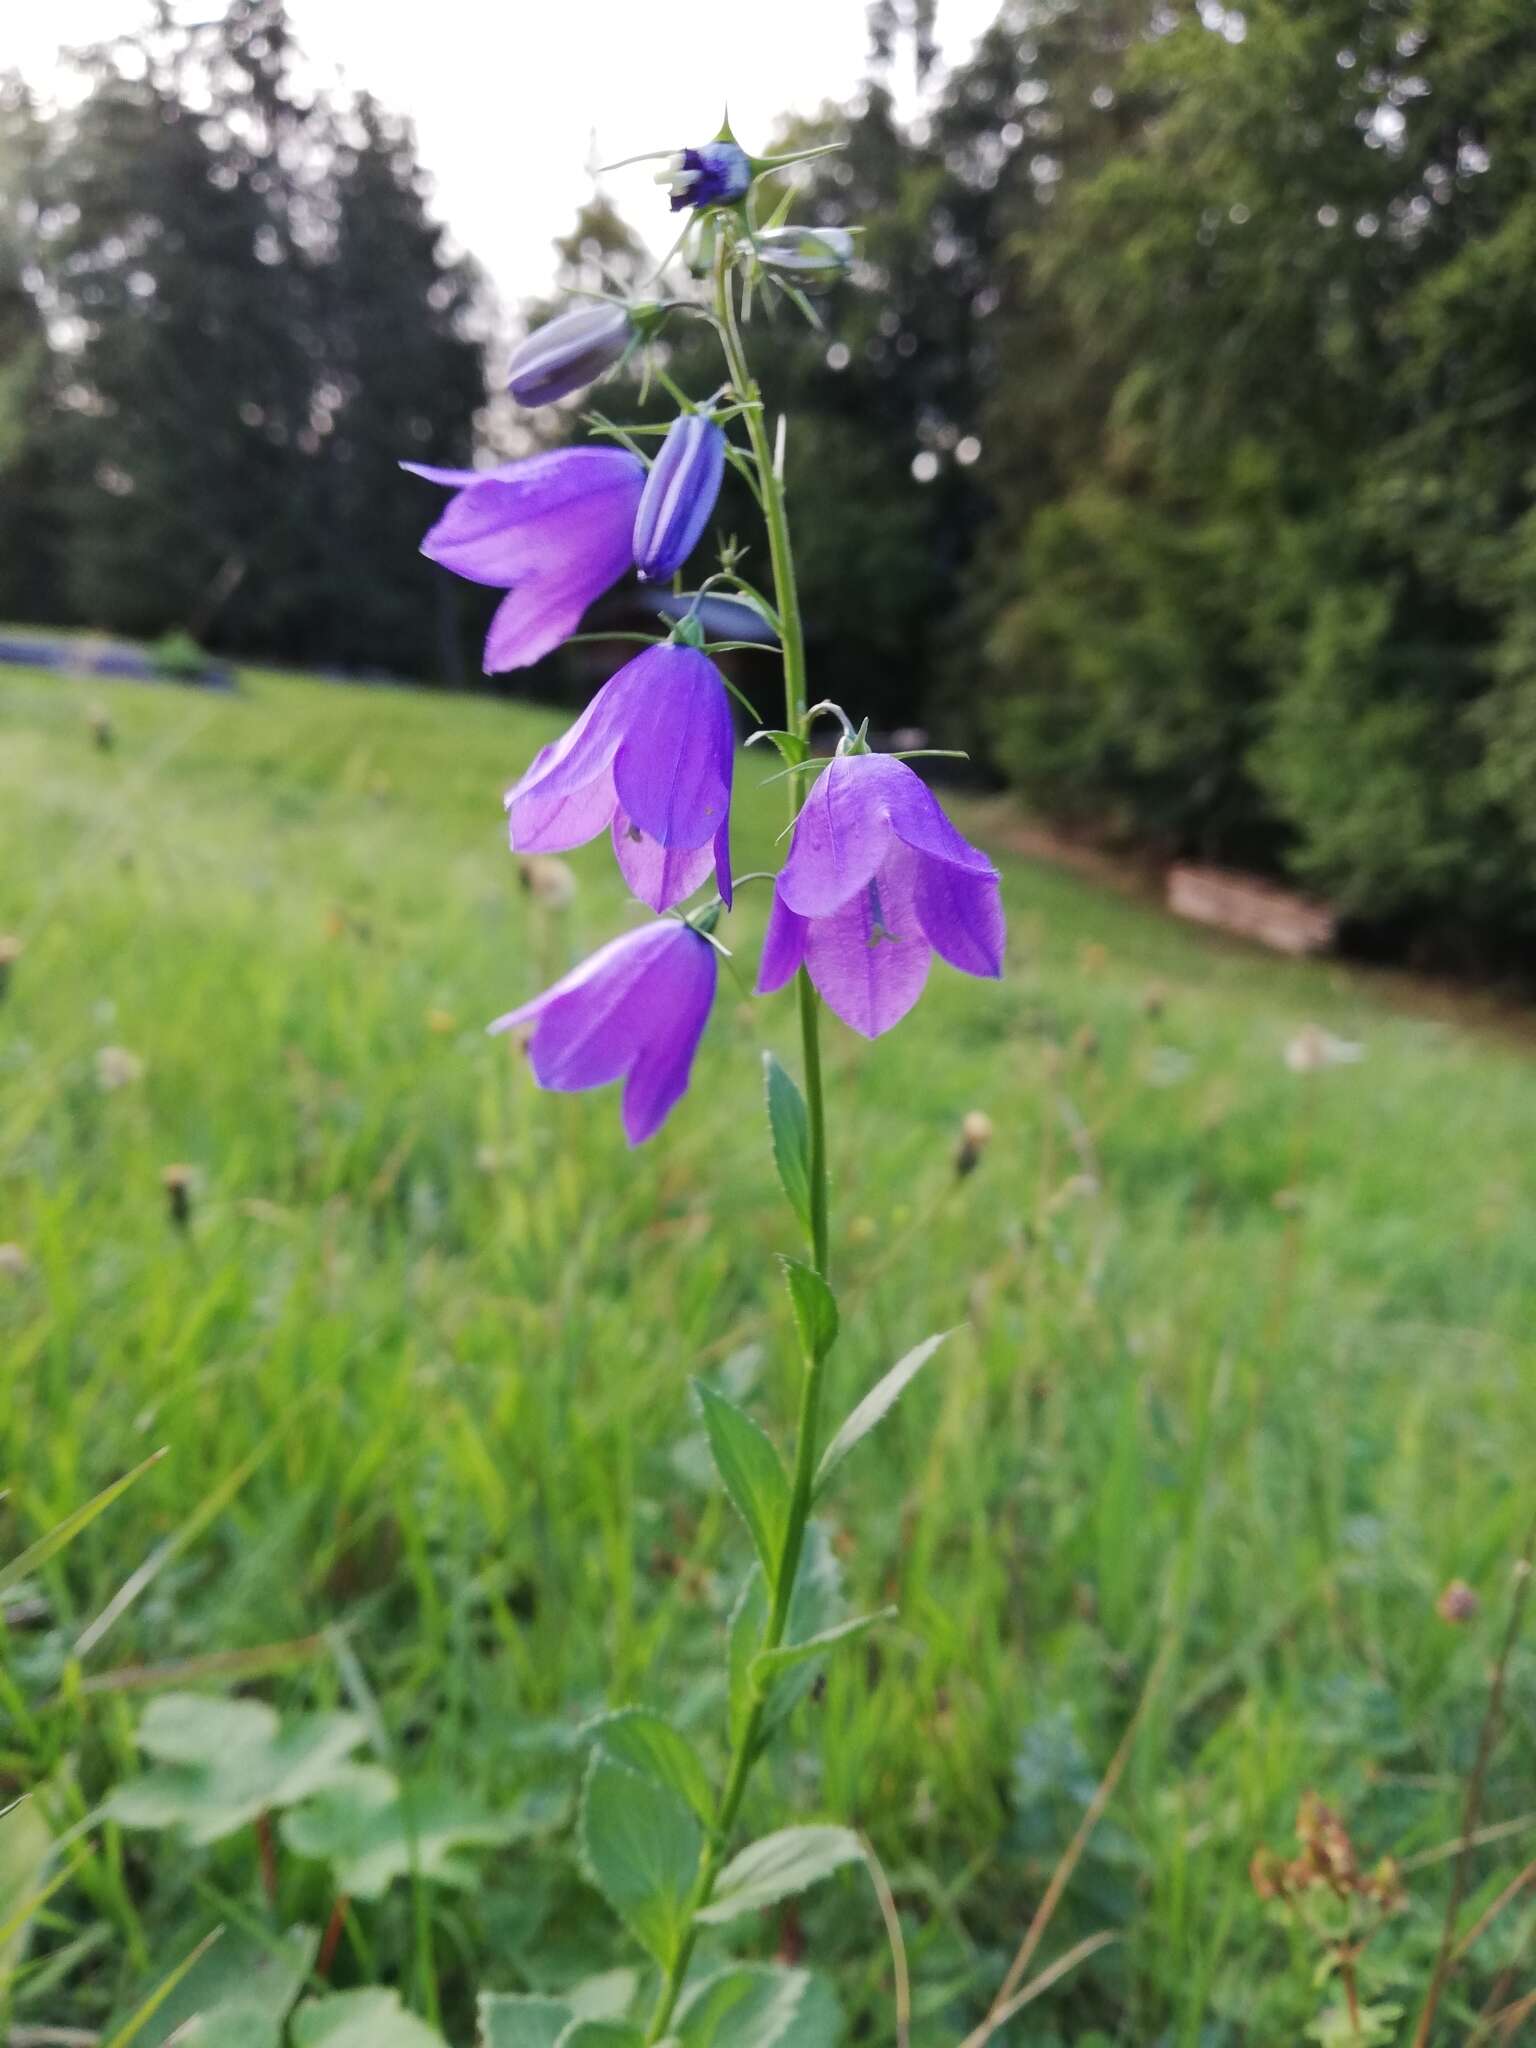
<box><xmin>749</xmin><ymin>1608</ymin><xmax>896</xmax><ymax>1690</ymax></box>
<box><xmin>675</xmin><ymin>1965</ymin><xmax>842</xmax><ymax>2048</ymax></box>
<box><xmin>814</xmin><ymin>1332</ymin><xmax>952</xmax><ymax>1495</ymax></box>
<box><xmin>477</xmin><ymin>1994</ymin><xmax>570</xmax><ymax>2048</ymax></box>
<box><xmin>280</xmin><ymin>1764</ymin><xmax>513</xmax><ymax>1898</ymax></box>
<box><xmin>694</xmin><ymin>1381</ymin><xmax>789</xmax><ymax>1581</ymax></box>
<box><xmin>105</xmin><ymin>1694</ymin><xmax>366</xmax><ymax>1845</ymax></box>
<box><xmin>747</xmin><ymin>728</ymin><xmax>808</xmax><ymax>769</ymax></box>
<box><xmin>778</xmin><ymin>1259</ymin><xmax>838</xmax><ymax>1364</ymax></box>
<box><xmin>579</xmin><ymin>1756</ymin><xmax>700</xmax><ymax>1966</ymax></box>
<box><xmin>763</xmin><ymin>1053</ymin><xmax>811</xmax><ymax>1234</ymax></box>
<box><xmin>695</xmin><ymin>1826</ymin><xmax>862</xmax><ymax>1925</ymax></box>
<box><xmin>587</xmin><ymin>1711</ymin><xmax>713</xmax><ymax>1826</ymax></box>
<box><xmin>292</xmin><ymin>1989</ymin><xmax>447</xmax><ymax>2047</ymax></box>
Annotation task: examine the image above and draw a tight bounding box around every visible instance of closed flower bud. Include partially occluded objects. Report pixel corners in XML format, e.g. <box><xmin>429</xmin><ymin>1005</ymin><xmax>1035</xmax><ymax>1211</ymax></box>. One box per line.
<box><xmin>753</xmin><ymin>225</ymin><xmax>857</xmax><ymax>283</ymax></box>
<box><xmin>507</xmin><ymin>302</ymin><xmax>632</xmax><ymax>408</ymax></box>
<box><xmin>633</xmin><ymin>414</ymin><xmax>726</xmax><ymax>582</ymax></box>
<box><xmin>1436</xmin><ymin>1578</ymin><xmax>1479</xmax><ymax>1623</ymax></box>
<box><xmin>161</xmin><ymin>1162</ymin><xmax>196</xmax><ymax>1230</ymax></box>
<box><xmin>955</xmin><ymin>1109</ymin><xmax>994</xmax><ymax>1178</ymax></box>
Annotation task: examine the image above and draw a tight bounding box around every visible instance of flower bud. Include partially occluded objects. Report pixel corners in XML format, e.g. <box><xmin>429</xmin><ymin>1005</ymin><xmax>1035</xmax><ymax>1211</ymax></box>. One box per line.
<box><xmin>507</xmin><ymin>302</ymin><xmax>632</xmax><ymax>408</ymax></box>
<box><xmin>1435</xmin><ymin>1578</ymin><xmax>1479</xmax><ymax>1623</ymax></box>
<box><xmin>954</xmin><ymin>1109</ymin><xmax>994</xmax><ymax>1178</ymax></box>
<box><xmin>660</xmin><ymin>142</ymin><xmax>751</xmax><ymax>213</ymax></box>
<box><xmin>634</xmin><ymin>414</ymin><xmax>726</xmax><ymax>581</ymax></box>
<box><xmin>753</xmin><ymin>225</ymin><xmax>856</xmax><ymax>283</ymax></box>
<box><xmin>161</xmin><ymin>1162</ymin><xmax>196</xmax><ymax>1230</ymax></box>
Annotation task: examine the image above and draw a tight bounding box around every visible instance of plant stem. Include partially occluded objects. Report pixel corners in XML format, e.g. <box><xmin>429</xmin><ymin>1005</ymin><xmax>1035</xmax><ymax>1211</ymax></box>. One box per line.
<box><xmin>640</xmin><ymin>227</ymin><xmax>833</xmax><ymax>2048</ymax></box>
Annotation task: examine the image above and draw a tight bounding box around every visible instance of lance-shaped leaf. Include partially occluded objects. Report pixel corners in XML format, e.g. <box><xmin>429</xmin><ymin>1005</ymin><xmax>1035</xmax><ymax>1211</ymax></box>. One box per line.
<box><xmin>779</xmin><ymin>1259</ymin><xmax>838</xmax><ymax>1365</ymax></box>
<box><xmin>763</xmin><ymin>1052</ymin><xmax>811</xmax><ymax>1235</ymax></box>
<box><xmin>586</xmin><ymin>1710</ymin><xmax>713</xmax><ymax>1826</ymax></box>
<box><xmin>695</xmin><ymin>1826</ymin><xmax>862</xmax><ymax>1925</ymax></box>
<box><xmin>675</xmin><ymin>1965</ymin><xmax>842</xmax><ymax>2048</ymax></box>
<box><xmin>0</xmin><ymin>1448</ymin><xmax>166</xmax><ymax>1601</ymax></box>
<box><xmin>749</xmin><ymin>1608</ymin><xmax>896</xmax><ymax>1692</ymax></box>
<box><xmin>291</xmin><ymin>1988</ymin><xmax>447</xmax><ymax>2046</ymax></box>
<box><xmin>579</xmin><ymin>1756</ymin><xmax>701</xmax><ymax>1966</ymax></box>
<box><xmin>105</xmin><ymin>1694</ymin><xmax>367</xmax><ymax>1845</ymax></box>
<box><xmin>693</xmin><ymin>1381</ymin><xmax>789</xmax><ymax>1580</ymax></box>
<box><xmin>815</xmin><ymin>1332</ymin><xmax>953</xmax><ymax>1495</ymax></box>
<box><xmin>728</xmin><ymin>1524</ymin><xmax>842</xmax><ymax>1748</ymax></box>
<box><xmin>279</xmin><ymin>1764</ymin><xmax>514</xmax><ymax>1897</ymax></box>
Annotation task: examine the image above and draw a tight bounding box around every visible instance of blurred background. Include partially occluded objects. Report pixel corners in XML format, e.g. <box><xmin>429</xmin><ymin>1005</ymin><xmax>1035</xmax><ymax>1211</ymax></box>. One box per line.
<box><xmin>4</xmin><ymin>0</ymin><xmax>1535</xmax><ymax>972</ymax></box>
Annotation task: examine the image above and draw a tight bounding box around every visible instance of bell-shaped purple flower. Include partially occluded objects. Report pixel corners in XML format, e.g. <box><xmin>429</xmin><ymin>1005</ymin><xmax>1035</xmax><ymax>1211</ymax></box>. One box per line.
<box><xmin>633</xmin><ymin>414</ymin><xmax>726</xmax><ymax>582</ymax></box>
<box><xmin>666</xmin><ymin>142</ymin><xmax>752</xmax><ymax>212</ymax></box>
<box><xmin>404</xmin><ymin>446</ymin><xmax>644</xmax><ymax>673</ymax></box>
<box><xmin>490</xmin><ymin>917</ymin><xmax>717</xmax><ymax>1145</ymax></box>
<box><xmin>507</xmin><ymin>303</ymin><xmax>632</xmax><ymax>408</ymax></box>
<box><xmin>757</xmin><ymin>754</ymin><xmax>1004</xmax><ymax>1039</ymax></box>
<box><xmin>505</xmin><ymin>642</ymin><xmax>734</xmax><ymax>911</ymax></box>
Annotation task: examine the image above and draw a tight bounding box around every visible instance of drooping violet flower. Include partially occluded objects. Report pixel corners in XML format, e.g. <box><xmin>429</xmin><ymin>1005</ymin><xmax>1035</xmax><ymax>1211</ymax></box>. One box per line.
<box><xmin>404</xmin><ymin>447</ymin><xmax>644</xmax><ymax>673</ymax></box>
<box><xmin>490</xmin><ymin>918</ymin><xmax>717</xmax><ymax>1145</ymax></box>
<box><xmin>507</xmin><ymin>303</ymin><xmax>632</xmax><ymax>408</ymax></box>
<box><xmin>663</xmin><ymin>141</ymin><xmax>751</xmax><ymax>212</ymax></box>
<box><xmin>757</xmin><ymin>754</ymin><xmax>1004</xmax><ymax>1038</ymax></box>
<box><xmin>634</xmin><ymin>414</ymin><xmax>726</xmax><ymax>582</ymax></box>
<box><xmin>505</xmin><ymin>642</ymin><xmax>734</xmax><ymax>911</ymax></box>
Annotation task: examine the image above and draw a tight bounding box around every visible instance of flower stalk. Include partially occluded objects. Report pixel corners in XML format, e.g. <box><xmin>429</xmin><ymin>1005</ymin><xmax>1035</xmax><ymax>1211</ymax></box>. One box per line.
<box><xmin>638</xmin><ymin>224</ymin><xmax>832</xmax><ymax>2048</ymax></box>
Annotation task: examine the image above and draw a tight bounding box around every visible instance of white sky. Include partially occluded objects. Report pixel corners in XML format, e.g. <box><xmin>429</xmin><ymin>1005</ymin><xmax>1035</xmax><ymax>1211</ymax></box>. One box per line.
<box><xmin>13</xmin><ymin>0</ymin><xmax>1001</xmax><ymax>308</ymax></box>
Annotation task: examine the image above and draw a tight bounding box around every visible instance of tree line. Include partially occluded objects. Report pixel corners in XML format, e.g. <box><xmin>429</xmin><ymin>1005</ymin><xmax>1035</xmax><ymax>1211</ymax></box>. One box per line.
<box><xmin>3</xmin><ymin>0</ymin><xmax>1534</xmax><ymax>957</ymax></box>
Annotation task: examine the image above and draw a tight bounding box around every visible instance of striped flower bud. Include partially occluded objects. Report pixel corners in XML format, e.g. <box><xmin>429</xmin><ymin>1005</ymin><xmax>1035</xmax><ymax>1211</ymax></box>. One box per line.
<box><xmin>507</xmin><ymin>302</ymin><xmax>632</xmax><ymax>408</ymax></box>
<box><xmin>633</xmin><ymin>413</ymin><xmax>726</xmax><ymax>582</ymax></box>
<box><xmin>753</xmin><ymin>226</ymin><xmax>857</xmax><ymax>284</ymax></box>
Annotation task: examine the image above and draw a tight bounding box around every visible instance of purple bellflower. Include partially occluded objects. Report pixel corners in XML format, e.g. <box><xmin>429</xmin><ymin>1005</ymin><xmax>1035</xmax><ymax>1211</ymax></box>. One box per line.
<box><xmin>665</xmin><ymin>141</ymin><xmax>752</xmax><ymax>212</ymax></box>
<box><xmin>507</xmin><ymin>302</ymin><xmax>632</xmax><ymax>408</ymax></box>
<box><xmin>757</xmin><ymin>753</ymin><xmax>1004</xmax><ymax>1038</ymax></box>
<box><xmin>634</xmin><ymin>414</ymin><xmax>727</xmax><ymax>582</ymax></box>
<box><xmin>490</xmin><ymin>917</ymin><xmax>717</xmax><ymax>1145</ymax></box>
<box><xmin>405</xmin><ymin>446</ymin><xmax>644</xmax><ymax>673</ymax></box>
<box><xmin>505</xmin><ymin>641</ymin><xmax>735</xmax><ymax>912</ymax></box>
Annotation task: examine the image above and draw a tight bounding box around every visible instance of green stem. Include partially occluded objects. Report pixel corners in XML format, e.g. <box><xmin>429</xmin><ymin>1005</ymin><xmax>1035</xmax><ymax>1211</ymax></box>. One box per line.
<box><xmin>640</xmin><ymin>227</ymin><xmax>832</xmax><ymax>2048</ymax></box>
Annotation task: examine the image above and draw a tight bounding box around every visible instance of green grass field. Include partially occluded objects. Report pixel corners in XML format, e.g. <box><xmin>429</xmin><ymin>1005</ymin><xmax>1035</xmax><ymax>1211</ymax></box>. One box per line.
<box><xmin>3</xmin><ymin>662</ymin><xmax>1535</xmax><ymax>2044</ymax></box>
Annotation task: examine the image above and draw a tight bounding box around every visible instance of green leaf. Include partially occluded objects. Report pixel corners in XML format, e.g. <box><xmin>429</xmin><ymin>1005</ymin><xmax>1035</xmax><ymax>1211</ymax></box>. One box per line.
<box><xmin>778</xmin><ymin>1258</ymin><xmax>838</xmax><ymax>1364</ymax></box>
<box><xmin>0</xmin><ymin>1796</ymin><xmax>55</xmax><ymax>1984</ymax></box>
<box><xmin>0</xmin><ymin>1448</ymin><xmax>166</xmax><ymax>1599</ymax></box>
<box><xmin>105</xmin><ymin>1693</ymin><xmax>366</xmax><ymax>1845</ymax></box>
<box><xmin>114</xmin><ymin>1922</ymin><xmax>316</xmax><ymax>2044</ymax></box>
<box><xmin>695</xmin><ymin>1826</ymin><xmax>862</xmax><ymax>1925</ymax></box>
<box><xmin>578</xmin><ymin>1756</ymin><xmax>701</xmax><ymax>1966</ymax></box>
<box><xmin>693</xmin><ymin>1381</ymin><xmax>789</xmax><ymax>1581</ymax></box>
<box><xmin>554</xmin><ymin>2026</ymin><xmax>643</xmax><ymax>2048</ymax></box>
<box><xmin>814</xmin><ymin>1332</ymin><xmax>952</xmax><ymax>1495</ymax></box>
<box><xmin>728</xmin><ymin>1525</ymin><xmax>844</xmax><ymax>1748</ymax></box>
<box><xmin>292</xmin><ymin>1989</ymin><xmax>448</xmax><ymax>2047</ymax></box>
<box><xmin>763</xmin><ymin>1052</ymin><xmax>811</xmax><ymax>1234</ymax></box>
<box><xmin>748</xmin><ymin>728</ymin><xmax>809</xmax><ymax>770</ymax></box>
<box><xmin>280</xmin><ymin>1763</ymin><xmax>514</xmax><ymax>1897</ymax></box>
<box><xmin>587</xmin><ymin>1710</ymin><xmax>713</xmax><ymax>1826</ymax></box>
<box><xmin>727</xmin><ymin>1566</ymin><xmax>771</xmax><ymax>1752</ymax></box>
<box><xmin>675</xmin><ymin>1965</ymin><xmax>842</xmax><ymax>2048</ymax></box>
<box><xmin>749</xmin><ymin>1609</ymin><xmax>896</xmax><ymax>1690</ymax></box>
<box><xmin>477</xmin><ymin>1996</ymin><xmax>571</xmax><ymax>2048</ymax></box>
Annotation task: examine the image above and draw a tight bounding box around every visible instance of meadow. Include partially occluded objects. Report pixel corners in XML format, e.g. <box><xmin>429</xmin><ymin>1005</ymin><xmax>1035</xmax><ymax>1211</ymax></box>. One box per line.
<box><xmin>3</xmin><ymin>660</ymin><xmax>1535</xmax><ymax>2044</ymax></box>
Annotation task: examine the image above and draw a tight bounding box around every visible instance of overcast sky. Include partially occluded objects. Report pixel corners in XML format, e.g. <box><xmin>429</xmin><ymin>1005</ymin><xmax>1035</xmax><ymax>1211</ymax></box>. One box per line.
<box><xmin>14</xmin><ymin>0</ymin><xmax>1002</xmax><ymax>307</ymax></box>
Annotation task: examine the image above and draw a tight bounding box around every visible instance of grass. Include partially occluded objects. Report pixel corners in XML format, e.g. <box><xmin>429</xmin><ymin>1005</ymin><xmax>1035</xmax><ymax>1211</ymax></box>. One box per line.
<box><xmin>2</xmin><ymin>660</ymin><xmax>1535</xmax><ymax>2044</ymax></box>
